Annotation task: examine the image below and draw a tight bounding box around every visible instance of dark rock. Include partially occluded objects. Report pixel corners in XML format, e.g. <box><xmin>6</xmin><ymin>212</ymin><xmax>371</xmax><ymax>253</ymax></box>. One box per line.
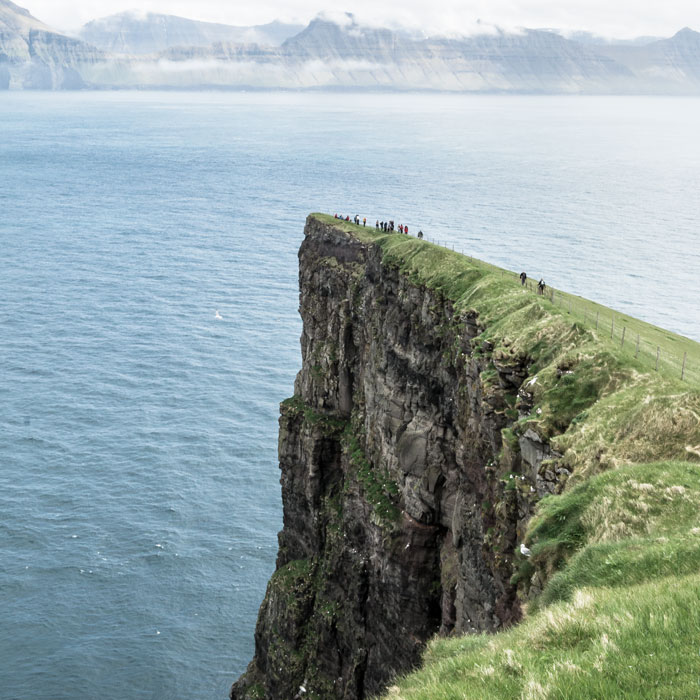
<box><xmin>231</xmin><ymin>217</ymin><xmax>567</xmax><ymax>700</ymax></box>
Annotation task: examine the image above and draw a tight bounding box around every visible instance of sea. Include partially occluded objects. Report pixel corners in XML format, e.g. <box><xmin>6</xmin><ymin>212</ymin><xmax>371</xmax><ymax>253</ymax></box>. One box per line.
<box><xmin>1</xmin><ymin>92</ymin><xmax>699</xmax><ymax>700</ymax></box>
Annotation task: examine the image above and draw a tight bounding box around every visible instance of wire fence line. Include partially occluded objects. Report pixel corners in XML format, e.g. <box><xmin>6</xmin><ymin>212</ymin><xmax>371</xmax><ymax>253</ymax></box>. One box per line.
<box><xmin>421</xmin><ymin>235</ymin><xmax>698</xmax><ymax>386</ymax></box>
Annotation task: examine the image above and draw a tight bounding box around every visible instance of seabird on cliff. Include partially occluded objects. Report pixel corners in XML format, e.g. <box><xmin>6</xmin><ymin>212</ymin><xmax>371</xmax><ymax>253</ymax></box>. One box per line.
<box><xmin>520</xmin><ymin>543</ymin><xmax>532</xmax><ymax>557</ymax></box>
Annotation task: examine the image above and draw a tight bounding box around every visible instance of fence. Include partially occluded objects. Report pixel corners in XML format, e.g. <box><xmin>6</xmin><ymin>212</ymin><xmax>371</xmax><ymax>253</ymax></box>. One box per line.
<box><xmin>420</xmin><ymin>236</ymin><xmax>698</xmax><ymax>386</ymax></box>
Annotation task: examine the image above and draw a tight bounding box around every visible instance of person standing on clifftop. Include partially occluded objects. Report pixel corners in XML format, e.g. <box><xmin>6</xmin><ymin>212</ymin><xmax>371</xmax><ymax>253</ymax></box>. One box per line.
<box><xmin>417</xmin><ymin>230</ymin><xmax>423</xmax><ymax>239</ymax></box>
<box><xmin>538</xmin><ymin>279</ymin><xmax>546</xmax><ymax>295</ymax></box>
<box><xmin>363</xmin><ymin>217</ymin><xmax>366</xmax><ymax>227</ymax></box>
<box><xmin>375</xmin><ymin>220</ymin><xmax>379</xmax><ymax>229</ymax></box>
<box><xmin>520</xmin><ymin>272</ymin><xmax>527</xmax><ymax>286</ymax></box>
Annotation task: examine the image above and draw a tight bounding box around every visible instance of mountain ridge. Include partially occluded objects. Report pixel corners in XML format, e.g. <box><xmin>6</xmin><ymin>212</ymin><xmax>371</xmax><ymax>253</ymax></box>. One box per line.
<box><xmin>2</xmin><ymin>1</ymin><xmax>700</xmax><ymax>92</ymax></box>
<box><xmin>77</xmin><ymin>11</ymin><xmax>304</xmax><ymax>55</ymax></box>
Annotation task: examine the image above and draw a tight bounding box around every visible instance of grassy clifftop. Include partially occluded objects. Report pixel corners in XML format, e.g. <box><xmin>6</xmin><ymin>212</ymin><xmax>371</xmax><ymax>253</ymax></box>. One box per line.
<box><xmin>310</xmin><ymin>214</ymin><xmax>700</xmax><ymax>699</ymax></box>
<box><xmin>385</xmin><ymin>461</ymin><xmax>700</xmax><ymax>699</ymax></box>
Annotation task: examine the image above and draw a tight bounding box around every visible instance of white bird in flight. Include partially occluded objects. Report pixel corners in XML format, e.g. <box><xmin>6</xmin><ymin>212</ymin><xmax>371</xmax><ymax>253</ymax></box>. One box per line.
<box><xmin>215</xmin><ymin>310</ymin><xmax>223</xmax><ymax>320</ymax></box>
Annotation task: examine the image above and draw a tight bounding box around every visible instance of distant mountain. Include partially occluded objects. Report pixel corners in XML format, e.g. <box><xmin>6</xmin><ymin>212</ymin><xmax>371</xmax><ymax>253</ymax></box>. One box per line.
<box><xmin>596</xmin><ymin>28</ymin><xmax>700</xmax><ymax>91</ymax></box>
<box><xmin>2</xmin><ymin>2</ymin><xmax>700</xmax><ymax>94</ymax></box>
<box><xmin>270</xmin><ymin>19</ymin><xmax>632</xmax><ymax>92</ymax></box>
<box><xmin>98</xmin><ymin>18</ymin><xmax>631</xmax><ymax>92</ymax></box>
<box><xmin>0</xmin><ymin>0</ymin><xmax>103</xmax><ymax>88</ymax></box>
<box><xmin>78</xmin><ymin>12</ymin><xmax>304</xmax><ymax>55</ymax></box>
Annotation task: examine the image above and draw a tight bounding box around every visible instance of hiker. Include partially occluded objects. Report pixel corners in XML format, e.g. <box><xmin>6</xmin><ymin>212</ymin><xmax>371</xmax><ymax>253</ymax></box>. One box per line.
<box><xmin>346</xmin><ymin>215</ymin><xmax>350</xmax><ymax>222</ymax></box>
<box><xmin>363</xmin><ymin>217</ymin><xmax>366</xmax><ymax>227</ymax></box>
<box><xmin>417</xmin><ymin>230</ymin><xmax>423</xmax><ymax>239</ymax></box>
<box><xmin>520</xmin><ymin>272</ymin><xmax>527</xmax><ymax>286</ymax></box>
<box><xmin>404</xmin><ymin>225</ymin><xmax>409</xmax><ymax>235</ymax></box>
<box><xmin>538</xmin><ymin>279</ymin><xmax>546</xmax><ymax>295</ymax></box>
<box><xmin>375</xmin><ymin>220</ymin><xmax>379</xmax><ymax>229</ymax></box>
<box><xmin>399</xmin><ymin>224</ymin><xmax>404</xmax><ymax>234</ymax></box>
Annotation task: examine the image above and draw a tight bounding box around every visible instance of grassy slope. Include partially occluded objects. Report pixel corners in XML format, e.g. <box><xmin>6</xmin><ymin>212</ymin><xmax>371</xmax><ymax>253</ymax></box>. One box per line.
<box><xmin>382</xmin><ymin>463</ymin><xmax>700</xmax><ymax>700</ymax></box>
<box><xmin>309</xmin><ymin>215</ymin><xmax>700</xmax><ymax>699</ymax></box>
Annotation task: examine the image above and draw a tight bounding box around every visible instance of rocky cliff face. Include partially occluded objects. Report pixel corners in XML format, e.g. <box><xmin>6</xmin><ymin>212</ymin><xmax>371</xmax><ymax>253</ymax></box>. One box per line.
<box><xmin>231</xmin><ymin>217</ymin><xmax>563</xmax><ymax>700</ymax></box>
<box><xmin>0</xmin><ymin>0</ymin><xmax>105</xmax><ymax>89</ymax></box>
<box><xmin>78</xmin><ymin>12</ymin><xmax>303</xmax><ymax>55</ymax></box>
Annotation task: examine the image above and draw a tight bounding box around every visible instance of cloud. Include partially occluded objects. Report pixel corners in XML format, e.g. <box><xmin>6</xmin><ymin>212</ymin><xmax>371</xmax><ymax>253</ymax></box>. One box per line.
<box><xmin>81</xmin><ymin>55</ymin><xmax>388</xmax><ymax>88</ymax></box>
<box><xmin>315</xmin><ymin>10</ymin><xmax>354</xmax><ymax>27</ymax></box>
<box><xmin>24</xmin><ymin>0</ymin><xmax>700</xmax><ymax>39</ymax></box>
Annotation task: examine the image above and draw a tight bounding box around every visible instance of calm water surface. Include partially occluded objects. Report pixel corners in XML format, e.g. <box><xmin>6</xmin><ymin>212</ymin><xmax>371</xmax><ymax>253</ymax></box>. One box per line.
<box><xmin>1</xmin><ymin>92</ymin><xmax>699</xmax><ymax>699</ymax></box>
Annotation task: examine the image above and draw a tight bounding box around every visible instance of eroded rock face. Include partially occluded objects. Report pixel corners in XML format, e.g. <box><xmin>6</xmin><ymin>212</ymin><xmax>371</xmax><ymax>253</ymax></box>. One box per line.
<box><xmin>232</xmin><ymin>217</ymin><xmax>545</xmax><ymax>700</ymax></box>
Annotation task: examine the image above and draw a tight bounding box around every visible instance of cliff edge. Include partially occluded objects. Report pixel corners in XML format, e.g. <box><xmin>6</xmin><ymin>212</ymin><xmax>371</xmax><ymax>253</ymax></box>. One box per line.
<box><xmin>232</xmin><ymin>214</ymin><xmax>700</xmax><ymax>700</ymax></box>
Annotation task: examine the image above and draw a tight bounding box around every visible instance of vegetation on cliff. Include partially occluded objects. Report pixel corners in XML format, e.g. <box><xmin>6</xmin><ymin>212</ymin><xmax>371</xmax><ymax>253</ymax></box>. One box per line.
<box><xmin>234</xmin><ymin>214</ymin><xmax>699</xmax><ymax>700</ymax></box>
<box><xmin>304</xmin><ymin>215</ymin><xmax>700</xmax><ymax>700</ymax></box>
<box><xmin>381</xmin><ymin>461</ymin><xmax>700</xmax><ymax>699</ymax></box>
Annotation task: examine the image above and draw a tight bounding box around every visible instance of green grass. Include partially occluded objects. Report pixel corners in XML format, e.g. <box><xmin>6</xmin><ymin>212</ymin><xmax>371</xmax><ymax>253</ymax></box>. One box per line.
<box><xmin>379</xmin><ymin>461</ymin><xmax>700</xmax><ymax>700</ymax></box>
<box><xmin>380</xmin><ymin>574</ymin><xmax>700</xmax><ymax>700</ymax></box>
<box><xmin>311</xmin><ymin>213</ymin><xmax>700</xmax><ymax>386</ymax></box>
<box><xmin>343</xmin><ymin>422</ymin><xmax>401</xmax><ymax>526</ymax></box>
<box><xmin>281</xmin><ymin>395</ymin><xmax>347</xmax><ymax>436</ymax></box>
<box><xmin>307</xmin><ymin>215</ymin><xmax>700</xmax><ymax>699</ymax></box>
<box><xmin>526</xmin><ymin>461</ymin><xmax>700</xmax><ymax>603</ymax></box>
<box><xmin>311</xmin><ymin>214</ymin><xmax>700</xmax><ymax>482</ymax></box>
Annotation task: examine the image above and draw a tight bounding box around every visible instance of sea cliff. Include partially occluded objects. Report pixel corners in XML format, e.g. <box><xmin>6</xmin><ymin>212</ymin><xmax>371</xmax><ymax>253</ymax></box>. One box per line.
<box><xmin>232</xmin><ymin>214</ymin><xmax>700</xmax><ymax>700</ymax></box>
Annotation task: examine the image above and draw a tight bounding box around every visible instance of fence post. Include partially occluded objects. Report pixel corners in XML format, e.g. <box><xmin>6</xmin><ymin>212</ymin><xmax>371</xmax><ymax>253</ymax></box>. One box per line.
<box><xmin>621</xmin><ymin>327</ymin><xmax>626</xmax><ymax>348</ymax></box>
<box><xmin>596</xmin><ymin>312</ymin><xmax>599</xmax><ymax>330</ymax></box>
<box><xmin>635</xmin><ymin>334</ymin><xmax>640</xmax><ymax>358</ymax></box>
<box><xmin>655</xmin><ymin>346</ymin><xmax>660</xmax><ymax>371</ymax></box>
<box><xmin>682</xmin><ymin>352</ymin><xmax>687</xmax><ymax>381</ymax></box>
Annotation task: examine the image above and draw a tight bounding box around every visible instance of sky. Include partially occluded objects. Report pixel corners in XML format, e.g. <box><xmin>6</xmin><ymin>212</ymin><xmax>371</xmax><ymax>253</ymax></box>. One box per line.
<box><xmin>21</xmin><ymin>0</ymin><xmax>700</xmax><ymax>39</ymax></box>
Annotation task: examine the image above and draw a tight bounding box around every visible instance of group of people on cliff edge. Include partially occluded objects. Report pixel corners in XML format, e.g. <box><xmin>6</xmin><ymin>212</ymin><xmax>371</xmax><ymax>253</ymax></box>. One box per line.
<box><xmin>333</xmin><ymin>212</ymin><xmax>423</xmax><ymax>241</ymax></box>
<box><xmin>334</xmin><ymin>213</ymin><xmax>367</xmax><ymax>226</ymax></box>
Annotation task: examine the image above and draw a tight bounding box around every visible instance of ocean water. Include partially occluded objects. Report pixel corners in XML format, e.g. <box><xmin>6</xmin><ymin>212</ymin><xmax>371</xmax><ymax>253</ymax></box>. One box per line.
<box><xmin>1</xmin><ymin>92</ymin><xmax>699</xmax><ymax>700</ymax></box>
